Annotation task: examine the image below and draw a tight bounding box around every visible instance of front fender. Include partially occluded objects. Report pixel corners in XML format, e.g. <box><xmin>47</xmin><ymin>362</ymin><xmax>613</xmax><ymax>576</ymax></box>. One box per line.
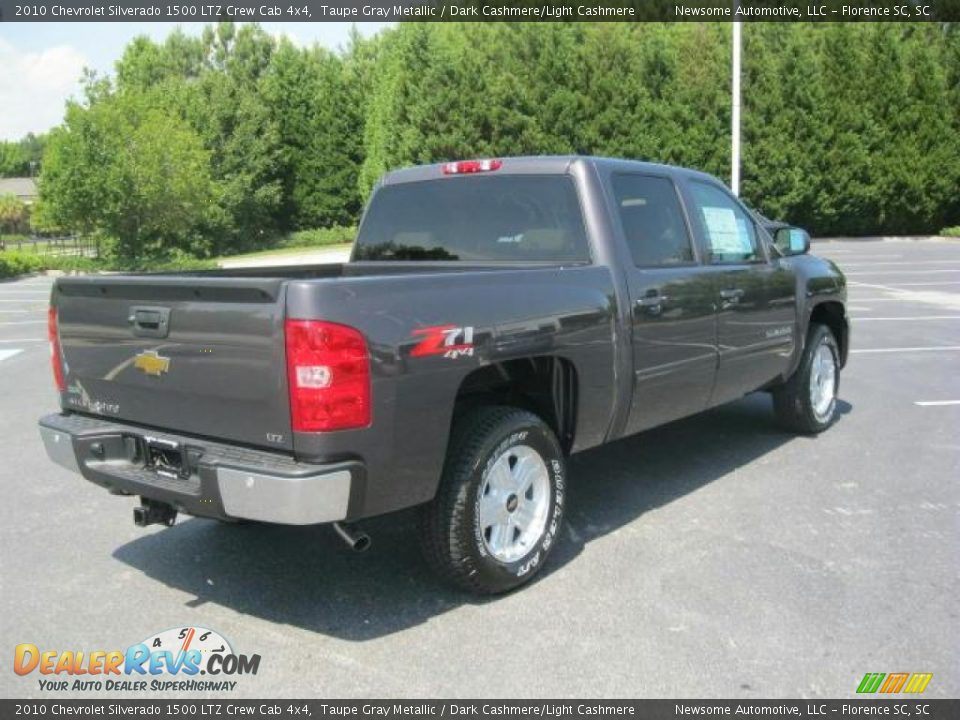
<box><xmin>786</xmin><ymin>254</ymin><xmax>848</xmax><ymax>376</ymax></box>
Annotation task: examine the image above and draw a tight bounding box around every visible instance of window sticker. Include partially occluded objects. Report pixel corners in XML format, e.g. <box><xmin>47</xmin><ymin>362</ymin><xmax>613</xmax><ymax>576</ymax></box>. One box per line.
<box><xmin>701</xmin><ymin>206</ymin><xmax>750</xmax><ymax>254</ymax></box>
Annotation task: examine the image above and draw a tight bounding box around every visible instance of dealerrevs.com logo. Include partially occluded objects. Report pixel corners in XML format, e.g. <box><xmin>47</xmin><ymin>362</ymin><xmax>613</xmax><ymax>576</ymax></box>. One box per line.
<box><xmin>14</xmin><ymin>626</ymin><xmax>261</xmax><ymax>693</ymax></box>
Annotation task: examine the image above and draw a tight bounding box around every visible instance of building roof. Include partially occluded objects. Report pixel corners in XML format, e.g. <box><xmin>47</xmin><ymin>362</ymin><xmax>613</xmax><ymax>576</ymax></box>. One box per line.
<box><xmin>0</xmin><ymin>177</ymin><xmax>38</xmax><ymax>201</ymax></box>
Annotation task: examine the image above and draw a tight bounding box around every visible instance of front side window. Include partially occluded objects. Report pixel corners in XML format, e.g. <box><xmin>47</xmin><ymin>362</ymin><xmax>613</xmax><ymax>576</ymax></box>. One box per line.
<box><xmin>611</xmin><ymin>174</ymin><xmax>694</xmax><ymax>267</ymax></box>
<box><xmin>354</xmin><ymin>176</ymin><xmax>590</xmax><ymax>262</ymax></box>
<box><xmin>689</xmin><ymin>181</ymin><xmax>761</xmax><ymax>263</ymax></box>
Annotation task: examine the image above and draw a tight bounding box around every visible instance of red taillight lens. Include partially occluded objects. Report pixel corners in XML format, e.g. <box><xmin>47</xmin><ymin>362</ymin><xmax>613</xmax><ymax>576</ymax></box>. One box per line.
<box><xmin>442</xmin><ymin>159</ymin><xmax>502</xmax><ymax>175</ymax></box>
<box><xmin>285</xmin><ymin>319</ymin><xmax>371</xmax><ymax>432</ymax></box>
<box><xmin>48</xmin><ymin>306</ymin><xmax>66</xmax><ymax>392</ymax></box>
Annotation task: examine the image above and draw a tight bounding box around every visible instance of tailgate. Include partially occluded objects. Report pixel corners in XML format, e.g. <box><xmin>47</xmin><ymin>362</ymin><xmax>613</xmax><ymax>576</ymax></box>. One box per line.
<box><xmin>53</xmin><ymin>275</ymin><xmax>293</xmax><ymax>452</ymax></box>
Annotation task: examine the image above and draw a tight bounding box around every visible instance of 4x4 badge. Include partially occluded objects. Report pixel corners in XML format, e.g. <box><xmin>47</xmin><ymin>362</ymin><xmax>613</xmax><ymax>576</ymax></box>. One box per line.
<box><xmin>133</xmin><ymin>350</ymin><xmax>171</xmax><ymax>376</ymax></box>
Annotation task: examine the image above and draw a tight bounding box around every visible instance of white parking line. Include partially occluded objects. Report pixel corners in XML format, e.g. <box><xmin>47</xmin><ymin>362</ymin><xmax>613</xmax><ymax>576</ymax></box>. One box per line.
<box><xmin>850</xmin><ymin>346</ymin><xmax>960</xmax><ymax>354</ymax></box>
<box><xmin>815</xmin><ymin>252</ymin><xmax>903</xmax><ymax>258</ymax></box>
<box><xmin>0</xmin><ymin>338</ymin><xmax>46</xmax><ymax>343</ymax></box>
<box><xmin>0</xmin><ymin>349</ymin><xmax>23</xmax><ymax>363</ymax></box>
<box><xmin>845</xmin><ymin>269</ymin><xmax>960</xmax><ymax>276</ymax></box>
<box><xmin>841</xmin><ymin>260</ymin><xmax>960</xmax><ymax>267</ymax></box>
<box><xmin>846</xmin><ymin>282</ymin><xmax>960</xmax><ymax>311</ymax></box>
<box><xmin>0</xmin><ymin>320</ymin><xmax>46</xmax><ymax>325</ymax></box>
<box><xmin>0</xmin><ymin>298</ymin><xmax>50</xmax><ymax>303</ymax></box>
<box><xmin>848</xmin><ymin>281</ymin><xmax>912</xmax><ymax>291</ymax></box>
<box><xmin>853</xmin><ymin>316</ymin><xmax>960</xmax><ymax>321</ymax></box>
<box><xmin>914</xmin><ymin>400</ymin><xmax>960</xmax><ymax>407</ymax></box>
<box><xmin>890</xmin><ymin>281</ymin><xmax>960</xmax><ymax>287</ymax></box>
<box><xmin>846</xmin><ymin>297</ymin><xmax>940</xmax><ymax>301</ymax></box>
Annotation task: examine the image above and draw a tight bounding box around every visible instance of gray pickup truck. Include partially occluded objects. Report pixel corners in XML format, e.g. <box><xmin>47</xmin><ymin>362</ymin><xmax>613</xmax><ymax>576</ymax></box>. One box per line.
<box><xmin>39</xmin><ymin>156</ymin><xmax>848</xmax><ymax>594</ymax></box>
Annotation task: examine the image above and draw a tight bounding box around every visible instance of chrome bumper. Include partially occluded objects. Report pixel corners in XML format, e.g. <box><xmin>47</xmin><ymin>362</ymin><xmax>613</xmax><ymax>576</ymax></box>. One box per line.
<box><xmin>38</xmin><ymin>414</ymin><xmax>356</xmax><ymax>525</ymax></box>
<box><xmin>216</xmin><ymin>466</ymin><xmax>351</xmax><ymax>525</ymax></box>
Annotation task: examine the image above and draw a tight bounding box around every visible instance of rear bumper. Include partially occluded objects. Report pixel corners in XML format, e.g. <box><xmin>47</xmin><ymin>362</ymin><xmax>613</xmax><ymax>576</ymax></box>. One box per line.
<box><xmin>38</xmin><ymin>413</ymin><xmax>360</xmax><ymax>525</ymax></box>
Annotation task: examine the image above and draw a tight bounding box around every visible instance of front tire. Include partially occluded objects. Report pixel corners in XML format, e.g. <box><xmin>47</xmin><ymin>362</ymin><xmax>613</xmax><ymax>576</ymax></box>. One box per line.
<box><xmin>420</xmin><ymin>406</ymin><xmax>566</xmax><ymax>594</ymax></box>
<box><xmin>773</xmin><ymin>323</ymin><xmax>840</xmax><ymax>434</ymax></box>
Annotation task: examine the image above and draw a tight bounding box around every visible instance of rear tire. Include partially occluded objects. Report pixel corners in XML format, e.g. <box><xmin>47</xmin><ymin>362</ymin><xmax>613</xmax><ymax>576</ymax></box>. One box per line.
<box><xmin>420</xmin><ymin>406</ymin><xmax>566</xmax><ymax>594</ymax></box>
<box><xmin>773</xmin><ymin>323</ymin><xmax>840</xmax><ymax>434</ymax></box>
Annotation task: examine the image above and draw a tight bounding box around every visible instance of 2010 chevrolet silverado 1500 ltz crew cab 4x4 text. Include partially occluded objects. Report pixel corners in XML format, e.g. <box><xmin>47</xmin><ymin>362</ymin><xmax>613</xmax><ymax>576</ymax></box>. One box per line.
<box><xmin>39</xmin><ymin>157</ymin><xmax>848</xmax><ymax>594</ymax></box>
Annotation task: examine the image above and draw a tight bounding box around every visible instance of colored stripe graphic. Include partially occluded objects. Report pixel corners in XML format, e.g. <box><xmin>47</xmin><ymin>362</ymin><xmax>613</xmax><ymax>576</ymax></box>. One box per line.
<box><xmin>857</xmin><ymin>672</ymin><xmax>933</xmax><ymax>694</ymax></box>
<box><xmin>857</xmin><ymin>673</ymin><xmax>885</xmax><ymax>694</ymax></box>
<box><xmin>904</xmin><ymin>674</ymin><xmax>933</xmax><ymax>694</ymax></box>
<box><xmin>879</xmin><ymin>673</ymin><xmax>909</xmax><ymax>693</ymax></box>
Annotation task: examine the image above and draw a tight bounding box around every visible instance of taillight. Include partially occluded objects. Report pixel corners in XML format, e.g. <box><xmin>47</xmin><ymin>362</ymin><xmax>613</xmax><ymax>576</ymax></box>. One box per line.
<box><xmin>48</xmin><ymin>306</ymin><xmax>66</xmax><ymax>392</ymax></box>
<box><xmin>285</xmin><ymin>319</ymin><xmax>371</xmax><ymax>432</ymax></box>
<box><xmin>442</xmin><ymin>159</ymin><xmax>502</xmax><ymax>175</ymax></box>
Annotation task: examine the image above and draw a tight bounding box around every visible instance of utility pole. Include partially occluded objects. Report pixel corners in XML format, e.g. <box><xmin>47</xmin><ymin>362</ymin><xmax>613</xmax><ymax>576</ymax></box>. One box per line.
<box><xmin>731</xmin><ymin>19</ymin><xmax>742</xmax><ymax>196</ymax></box>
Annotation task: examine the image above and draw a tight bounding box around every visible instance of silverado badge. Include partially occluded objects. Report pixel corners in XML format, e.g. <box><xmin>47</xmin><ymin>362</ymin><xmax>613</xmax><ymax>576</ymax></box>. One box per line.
<box><xmin>133</xmin><ymin>350</ymin><xmax>171</xmax><ymax>377</ymax></box>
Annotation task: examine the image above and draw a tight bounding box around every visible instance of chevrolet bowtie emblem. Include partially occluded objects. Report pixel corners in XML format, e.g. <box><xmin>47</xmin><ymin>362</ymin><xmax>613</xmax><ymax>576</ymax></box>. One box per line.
<box><xmin>133</xmin><ymin>350</ymin><xmax>170</xmax><ymax>376</ymax></box>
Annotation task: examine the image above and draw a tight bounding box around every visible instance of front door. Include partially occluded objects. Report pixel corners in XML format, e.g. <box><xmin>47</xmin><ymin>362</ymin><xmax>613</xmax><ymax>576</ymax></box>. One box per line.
<box><xmin>682</xmin><ymin>180</ymin><xmax>797</xmax><ymax>406</ymax></box>
<box><xmin>610</xmin><ymin>173</ymin><xmax>719</xmax><ymax>435</ymax></box>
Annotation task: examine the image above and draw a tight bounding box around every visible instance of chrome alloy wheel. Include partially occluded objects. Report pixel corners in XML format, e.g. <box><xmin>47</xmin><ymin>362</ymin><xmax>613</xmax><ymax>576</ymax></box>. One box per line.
<box><xmin>478</xmin><ymin>444</ymin><xmax>551</xmax><ymax>563</ymax></box>
<box><xmin>809</xmin><ymin>341</ymin><xmax>838</xmax><ymax>422</ymax></box>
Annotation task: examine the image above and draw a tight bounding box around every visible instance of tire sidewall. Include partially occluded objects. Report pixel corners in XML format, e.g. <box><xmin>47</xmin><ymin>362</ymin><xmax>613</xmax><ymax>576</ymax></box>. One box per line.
<box><xmin>464</xmin><ymin>416</ymin><xmax>565</xmax><ymax>590</ymax></box>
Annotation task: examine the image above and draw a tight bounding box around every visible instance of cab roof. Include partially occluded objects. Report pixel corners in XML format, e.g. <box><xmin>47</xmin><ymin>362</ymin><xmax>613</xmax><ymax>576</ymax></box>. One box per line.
<box><xmin>379</xmin><ymin>155</ymin><xmax>723</xmax><ymax>187</ymax></box>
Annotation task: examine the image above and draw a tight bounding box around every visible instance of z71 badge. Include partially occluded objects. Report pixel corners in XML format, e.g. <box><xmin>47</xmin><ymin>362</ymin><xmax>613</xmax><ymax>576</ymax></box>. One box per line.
<box><xmin>410</xmin><ymin>325</ymin><xmax>475</xmax><ymax>359</ymax></box>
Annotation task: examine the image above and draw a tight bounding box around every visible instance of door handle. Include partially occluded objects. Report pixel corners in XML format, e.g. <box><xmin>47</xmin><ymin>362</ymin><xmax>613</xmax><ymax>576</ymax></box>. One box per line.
<box><xmin>128</xmin><ymin>306</ymin><xmax>171</xmax><ymax>338</ymax></box>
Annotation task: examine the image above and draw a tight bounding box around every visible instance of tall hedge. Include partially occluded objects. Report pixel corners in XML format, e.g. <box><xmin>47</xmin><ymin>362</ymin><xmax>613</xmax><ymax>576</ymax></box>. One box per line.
<box><xmin>34</xmin><ymin>22</ymin><xmax>960</xmax><ymax>259</ymax></box>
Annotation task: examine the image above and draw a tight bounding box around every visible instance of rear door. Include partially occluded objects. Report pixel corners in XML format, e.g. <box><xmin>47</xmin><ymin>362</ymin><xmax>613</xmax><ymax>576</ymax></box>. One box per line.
<box><xmin>610</xmin><ymin>173</ymin><xmax>719</xmax><ymax>435</ymax></box>
<box><xmin>681</xmin><ymin>180</ymin><xmax>797</xmax><ymax>405</ymax></box>
<box><xmin>54</xmin><ymin>275</ymin><xmax>293</xmax><ymax>451</ymax></box>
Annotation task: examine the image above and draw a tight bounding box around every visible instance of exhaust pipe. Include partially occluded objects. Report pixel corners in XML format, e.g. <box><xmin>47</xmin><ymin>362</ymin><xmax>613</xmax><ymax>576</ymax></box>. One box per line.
<box><xmin>333</xmin><ymin>522</ymin><xmax>371</xmax><ymax>552</ymax></box>
<box><xmin>134</xmin><ymin>498</ymin><xmax>178</xmax><ymax>527</ymax></box>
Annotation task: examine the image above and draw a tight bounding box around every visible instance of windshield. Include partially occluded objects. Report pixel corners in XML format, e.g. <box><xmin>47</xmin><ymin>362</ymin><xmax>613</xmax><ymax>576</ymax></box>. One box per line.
<box><xmin>354</xmin><ymin>175</ymin><xmax>590</xmax><ymax>262</ymax></box>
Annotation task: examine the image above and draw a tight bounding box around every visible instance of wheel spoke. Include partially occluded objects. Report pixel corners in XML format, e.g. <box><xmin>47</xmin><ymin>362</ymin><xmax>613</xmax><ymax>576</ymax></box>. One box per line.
<box><xmin>487</xmin><ymin>457</ymin><xmax>514</xmax><ymax>491</ymax></box>
<box><xmin>478</xmin><ymin>494</ymin><xmax>505</xmax><ymax>530</ymax></box>
<box><xmin>491</xmin><ymin>521</ymin><xmax>513</xmax><ymax>552</ymax></box>
<box><xmin>512</xmin><ymin>454</ymin><xmax>538</xmax><ymax>495</ymax></box>
<box><xmin>512</xmin><ymin>503</ymin><xmax>537</xmax><ymax>533</ymax></box>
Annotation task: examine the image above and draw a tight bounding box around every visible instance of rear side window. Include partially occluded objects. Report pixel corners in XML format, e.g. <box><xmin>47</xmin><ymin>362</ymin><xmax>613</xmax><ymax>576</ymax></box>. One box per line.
<box><xmin>611</xmin><ymin>174</ymin><xmax>694</xmax><ymax>266</ymax></box>
<box><xmin>354</xmin><ymin>176</ymin><xmax>589</xmax><ymax>262</ymax></box>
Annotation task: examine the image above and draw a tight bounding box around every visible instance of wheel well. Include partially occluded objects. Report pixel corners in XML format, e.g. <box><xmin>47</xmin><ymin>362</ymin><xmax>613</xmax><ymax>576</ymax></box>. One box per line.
<box><xmin>453</xmin><ymin>357</ymin><xmax>578</xmax><ymax>454</ymax></box>
<box><xmin>810</xmin><ymin>301</ymin><xmax>848</xmax><ymax>366</ymax></box>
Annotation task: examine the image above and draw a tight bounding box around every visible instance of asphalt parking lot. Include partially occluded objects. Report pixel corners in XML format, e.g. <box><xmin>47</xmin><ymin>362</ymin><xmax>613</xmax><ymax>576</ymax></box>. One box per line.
<box><xmin>1</xmin><ymin>238</ymin><xmax>958</xmax><ymax>699</ymax></box>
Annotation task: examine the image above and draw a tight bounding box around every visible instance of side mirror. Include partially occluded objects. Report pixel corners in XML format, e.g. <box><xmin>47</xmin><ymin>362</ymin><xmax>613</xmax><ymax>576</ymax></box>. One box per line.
<box><xmin>774</xmin><ymin>227</ymin><xmax>810</xmax><ymax>256</ymax></box>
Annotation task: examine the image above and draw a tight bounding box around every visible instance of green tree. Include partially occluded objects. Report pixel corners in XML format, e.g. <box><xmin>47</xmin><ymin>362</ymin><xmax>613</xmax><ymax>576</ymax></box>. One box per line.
<box><xmin>113</xmin><ymin>23</ymin><xmax>283</xmax><ymax>253</ymax></box>
<box><xmin>0</xmin><ymin>133</ymin><xmax>47</xmax><ymax>177</ymax></box>
<box><xmin>262</xmin><ymin>40</ymin><xmax>363</xmax><ymax>229</ymax></box>
<box><xmin>32</xmin><ymin>20</ymin><xmax>960</xmax><ymax>247</ymax></box>
<box><xmin>0</xmin><ymin>194</ymin><xmax>29</xmax><ymax>235</ymax></box>
<box><xmin>40</xmin><ymin>88</ymin><xmax>214</xmax><ymax>262</ymax></box>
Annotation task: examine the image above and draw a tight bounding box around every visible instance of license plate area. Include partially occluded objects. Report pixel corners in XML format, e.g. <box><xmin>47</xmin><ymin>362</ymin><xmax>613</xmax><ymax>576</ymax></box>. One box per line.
<box><xmin>143</xmin><ymin>436</ymin><xmax>187</xmax><ymax>480</ymax></box>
